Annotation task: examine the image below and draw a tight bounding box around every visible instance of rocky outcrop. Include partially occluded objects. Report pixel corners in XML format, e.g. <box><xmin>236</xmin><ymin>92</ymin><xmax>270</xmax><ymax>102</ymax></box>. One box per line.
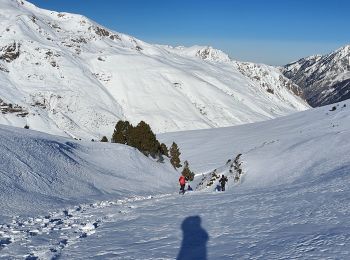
<box><xmin>0</xmin><ymin>42</ymin><xmax>21</xmax><ymax>62</ymax></box>
<box><xmin>282</xmin><ymin>45</ymin><xmax>350</xmax><ymax>107</ymax></box>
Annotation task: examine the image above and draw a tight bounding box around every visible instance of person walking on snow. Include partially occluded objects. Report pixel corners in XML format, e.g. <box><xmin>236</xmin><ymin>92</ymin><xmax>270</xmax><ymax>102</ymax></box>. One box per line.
<box><xmin>179</xmin><ymin>175</ymin><xmax>186</xmax><ymax>194</ymax></box>
<box><xmin>219</xmin><ymin>175</ymin><xmax>228</xmax><ymax>191</ymax></box>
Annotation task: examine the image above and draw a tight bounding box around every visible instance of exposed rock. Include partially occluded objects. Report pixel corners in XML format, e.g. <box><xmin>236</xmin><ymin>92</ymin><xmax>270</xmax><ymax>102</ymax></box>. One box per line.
<box><xmin>91</xmin><ymin>26</ymin><xmax>110</xmax><ymax>37</ymax></box>
<box><xmin>282</xmin><ymin>45</ymin><xmax>350</xmax><ymax>107</ymax></box>
<box><xmin>0</xmin><ymin>98</ymin><xmax>28</xmax><ymax>117</ymax></box>
<box><xmin>237</xmin><ymin>62</ymin><xmax>304</xmax><ymax>98</ymax></box>
<box><xmin>0</xmin><ymin>42</ymin><xmax>21</xmax><ymax>62</ymax></box>
<box><xmin>195</xmin><ymin>46</ymin><xmax>231</xmax><ymax>62</ymax></box>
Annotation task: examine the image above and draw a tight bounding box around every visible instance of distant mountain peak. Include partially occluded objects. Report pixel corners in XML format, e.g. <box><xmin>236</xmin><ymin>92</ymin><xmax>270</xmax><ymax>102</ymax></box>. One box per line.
<box><xmin>282</xmin><ymin>44</ymin><xmax>350</xmax><ymax>107</ymax></box>
<box><xmin>337</xmin><ymin>44</ymin><xmax>350</xmax><ymax>52</ymax></box>
<box><xmin>168</xmin><ymin>45</ymin><xmax>231</xmax><ymax>63</ymax></box>
<box><xmin>194</xmin><ymin>46</ymin><xmax>231</xmax><ymax>62</ymax></box>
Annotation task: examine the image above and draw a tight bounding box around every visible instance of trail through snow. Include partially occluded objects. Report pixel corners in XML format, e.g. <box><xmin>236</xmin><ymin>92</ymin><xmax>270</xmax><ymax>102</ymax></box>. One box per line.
<box><xmin>2</xmin><ymin>169</ymin><xmax>350</xmax><ymax>260</ymax></box>
<box><xmin>64</xmin><ymin>173</ymin><xmax>350</xmax><ymax>260</ymax></box>
<box><xmin>0</xmin><ymin>193</ymin><xmax>174</xmax><ymax>259</ymax></box>
<box><xmin>1</xmin><ymin>102</ymin><xmax>349</xmax><ymax>259</ymax></box>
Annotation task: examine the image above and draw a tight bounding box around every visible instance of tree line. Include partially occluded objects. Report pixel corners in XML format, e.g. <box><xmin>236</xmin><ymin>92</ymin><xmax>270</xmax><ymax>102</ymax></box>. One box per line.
<box><xmin>101</xmin><ymin>120</ymin><xmax>194</xmax><ymax>181</ymax></box>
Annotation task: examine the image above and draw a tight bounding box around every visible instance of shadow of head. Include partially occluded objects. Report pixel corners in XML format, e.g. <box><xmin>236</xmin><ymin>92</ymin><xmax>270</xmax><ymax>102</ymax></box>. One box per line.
<box><xmin>177</xmin><ymin>216</ymin><xmax>209</xmax><ymax>260</ymax></box>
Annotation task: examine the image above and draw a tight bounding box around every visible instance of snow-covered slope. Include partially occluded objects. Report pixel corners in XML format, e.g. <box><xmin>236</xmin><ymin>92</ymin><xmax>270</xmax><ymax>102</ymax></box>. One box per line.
<box><xmin>1</xmin><ymin>102</ymin><xmax>349</xmax><ymax>259</ymax></box>
<box><xmin>160</xmin><ymin>101</ymin><xmax>350</xmax><ymax>189</ymax></box>
<box><xmin>282</xmin><ymin>45</ymin><xmax>350</xmax><ymax>107</ymax></box>
<box><xmin>0</xmin><ymin>125</ymin><xmax>178</xmax><ymax>220</ymax></box>
<box><xmin>0</xmin><ymin>0</ymin><xmax>308</xmax><ymax>139</ymax></box>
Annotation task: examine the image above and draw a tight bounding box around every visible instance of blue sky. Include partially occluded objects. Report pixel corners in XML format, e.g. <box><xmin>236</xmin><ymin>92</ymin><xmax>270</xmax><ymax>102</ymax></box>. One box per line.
<box><xmin>29</xmin><ymin>0</ymin><xmax>349</xmax><ymax>65</ymax></box>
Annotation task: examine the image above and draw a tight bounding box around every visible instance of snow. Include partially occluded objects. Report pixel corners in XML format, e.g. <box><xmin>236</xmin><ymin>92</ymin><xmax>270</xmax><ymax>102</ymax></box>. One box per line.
<box><xmin>160</xmin><ymin>102</ymin><xmax>350</xmax><ymax>189</ymax></box>
<box><xmin>0</xmin><ymin>125</ymin><xmax>178</xmax><ymax>221</ymax></box>
<box><xmin>0</xmin><ymin>1</ymin><xmax>349</xmax><ymax>259</ymax></box>
<box><xmin>0</xmin><ymin>0</ymin><xmax>308</xmax><ymax>140</ymax></box>
<box><xmin>1</xmin><ymin>101</ymin><xmax>349</xmax><ymax>259</ymax></box>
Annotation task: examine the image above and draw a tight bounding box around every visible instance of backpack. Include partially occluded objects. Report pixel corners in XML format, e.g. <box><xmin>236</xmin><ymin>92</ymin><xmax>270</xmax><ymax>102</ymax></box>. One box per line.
<box><xmin>220</xmin><ymin>177</ymin><xmax>227</xmax><ymax>185</ymax></box>
<box><xmin>179</xmin><ymin>176</ymin><xmax>186</xmax><ymax>185</ymax></box>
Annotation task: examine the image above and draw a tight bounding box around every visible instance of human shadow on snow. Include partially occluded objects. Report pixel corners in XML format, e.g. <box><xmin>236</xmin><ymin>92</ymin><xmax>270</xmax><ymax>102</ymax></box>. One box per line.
<box><xmin>177</xmin><ymin>215</ymin><xmax>209</xmax><ymax>260</ymax></box>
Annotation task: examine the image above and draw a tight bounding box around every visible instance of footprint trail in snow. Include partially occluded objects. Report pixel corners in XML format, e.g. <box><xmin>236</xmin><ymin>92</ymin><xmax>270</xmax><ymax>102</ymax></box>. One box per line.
<box><xmin>0</xmin><ymin>193</ymin><xmax>172</xmax><ymax>259</ymax></box>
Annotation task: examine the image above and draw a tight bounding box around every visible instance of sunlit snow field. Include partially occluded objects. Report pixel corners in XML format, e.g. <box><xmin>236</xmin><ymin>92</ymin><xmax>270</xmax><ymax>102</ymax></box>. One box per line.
<box><xmin>0</xmin><ymin>102</ymin><xmax>349</xmax><ymax>259</ymax></box>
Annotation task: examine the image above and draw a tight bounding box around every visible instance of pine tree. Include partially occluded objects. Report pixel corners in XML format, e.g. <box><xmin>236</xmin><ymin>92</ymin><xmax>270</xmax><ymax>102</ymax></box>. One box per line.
<box><xmin>100</xmin><ymin>136</ymin><xmax>108</xmax><ymax>142</ymax></box>
<box><xmin>111</xmin><ymin>120</ymin><xmax>166</xmax><ymax>159</ymax></box>
<box><xmin>131</xmin><ymin>121</ymin><xmax>160</xmax><ymax>157</ymax></box>
<box><xmin>181</xmin><ymin>160</ymin><xmax>195</xmax><ymax>181</ymax></box>
<box><xmin>160</xmin><ymin>143</ymin><xmax>169</xmax><ymax>157</ymax></box>
<box><xmin>111</xmin><ymin>120</ymin><xmax>132</xmax><ymax>144</ymax></box>
<box><xmin>170</xmin><ymin>142</ymin><xmax>181</xmax><ymax>168</ymax></box>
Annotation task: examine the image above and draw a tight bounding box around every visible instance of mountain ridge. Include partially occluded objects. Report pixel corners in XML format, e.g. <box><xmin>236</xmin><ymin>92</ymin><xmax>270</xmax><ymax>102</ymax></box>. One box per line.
<box><xmin>282</xmin><ymin>44</ymin><xmax>350</xmax><ymax>107</ymax></box>
<box><xmin>0</xmin><ymin>0</ymin><xmax>308</xmax><ymax>139</ymax></box>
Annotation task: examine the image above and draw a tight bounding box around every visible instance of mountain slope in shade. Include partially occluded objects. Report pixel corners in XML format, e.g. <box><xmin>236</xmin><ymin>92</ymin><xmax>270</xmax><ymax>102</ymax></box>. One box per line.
<box><xmin>282</xmin><ymin>45</ymin><xmax>350</xmax><ymax>107</ymax></box>
<box><xmin>0</xmin><ymin>0</ymin><xmax>308</xmax><ymax>139</ymax></box>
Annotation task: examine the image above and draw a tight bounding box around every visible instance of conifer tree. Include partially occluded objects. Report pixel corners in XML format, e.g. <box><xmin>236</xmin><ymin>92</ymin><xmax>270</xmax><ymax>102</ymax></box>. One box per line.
<box><xmin>100</xmin><ymin>136</ymin><xmax>108</xmax><ymax>142</ymax></box>
<box><xmin>160</xmin><ymin>143</ymin><xmax>169</xmax><ymax>157</ymax></box>
<box><xmin>170</xmin><ymin>142</ymin><xmax>182</xmax><ymax>168</ymax></box>
<box><xmin>181</xmin><ymin>160</ymin><xmax>195</xmax><ymax>181</ymax></box>
<box><xmin>111</xmin><ymin>120</ymin><xmax>166</xmax><ymax>159</ymax></box>
<box><xmin>111</xmin><ymin>120</ymin><xmax>132</xmax><ymax>144</ymax></box>
<box><xmin>131</xmin><ymin>121</ymin><xmax>160</xmax><ymax>157</ymax></box>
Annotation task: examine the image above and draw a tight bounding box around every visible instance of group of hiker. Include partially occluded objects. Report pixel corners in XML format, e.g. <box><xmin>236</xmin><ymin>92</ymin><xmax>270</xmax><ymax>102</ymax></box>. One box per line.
<box><xmin>178</xmin><ymin>174</ymin><xmax>228</xmax><ymax>193</ymax></box>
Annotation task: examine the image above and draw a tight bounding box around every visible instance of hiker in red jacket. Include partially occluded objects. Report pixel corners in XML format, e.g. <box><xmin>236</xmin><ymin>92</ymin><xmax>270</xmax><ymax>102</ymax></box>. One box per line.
<box><xmin>179</xmin><ymin>175</ymin><xmax>186</xmax><ymax>194</ymax></box>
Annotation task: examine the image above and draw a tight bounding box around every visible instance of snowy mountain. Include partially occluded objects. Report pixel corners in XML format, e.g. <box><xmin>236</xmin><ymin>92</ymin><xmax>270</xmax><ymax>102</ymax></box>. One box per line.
<box><xmin>1</xmin><ymin>101</ymin><xmax>349</xmax><ymax>259</ymax></box>
<box><xmin>0</xmin><ymin>0</ymin><xmax>308</xmax><ymax>139</ymax></box>
<box><xmin>282</xmin><ymin>45</ymin><xmax>350</xmax><ymax>107</ymax></box>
